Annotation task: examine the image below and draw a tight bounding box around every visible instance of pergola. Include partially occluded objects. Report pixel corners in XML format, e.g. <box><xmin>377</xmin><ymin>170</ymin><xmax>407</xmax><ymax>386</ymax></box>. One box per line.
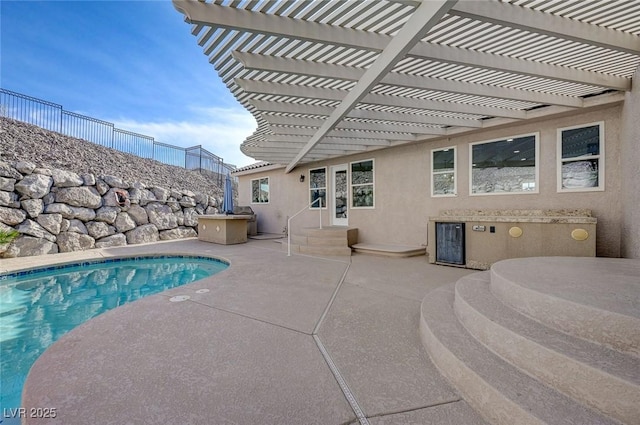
<box><xmin>173</xmin><ymin>0</ymin><xmax>640</xmax><ymax>172</ymax></box>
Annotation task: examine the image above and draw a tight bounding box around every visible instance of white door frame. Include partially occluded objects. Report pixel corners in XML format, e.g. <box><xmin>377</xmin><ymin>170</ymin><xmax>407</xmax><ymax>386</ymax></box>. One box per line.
<box><xmin>331</xmin><ymin>164</ymin><xmax>348</xmax><ymax>226</ymax></box>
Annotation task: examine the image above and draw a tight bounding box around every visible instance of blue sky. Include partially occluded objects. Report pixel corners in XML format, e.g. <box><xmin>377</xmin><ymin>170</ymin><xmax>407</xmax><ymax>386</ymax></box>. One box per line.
<box><xmin>1</xmin><ymin>0</ymin><xmax>257</xmax><ymax>167</ymax></box>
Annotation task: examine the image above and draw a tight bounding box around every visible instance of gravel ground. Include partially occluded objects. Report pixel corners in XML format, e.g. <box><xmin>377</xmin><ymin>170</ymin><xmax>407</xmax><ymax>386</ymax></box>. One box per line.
<box><xmin>0</xmin><ymin>117</ymin><xmax>226</xmax><ymax>197</ymax></box>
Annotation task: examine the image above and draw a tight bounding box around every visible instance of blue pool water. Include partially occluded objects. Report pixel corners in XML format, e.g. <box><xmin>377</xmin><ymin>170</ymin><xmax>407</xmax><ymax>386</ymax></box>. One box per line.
<box><xmin>0</xmin><ymin>255</ymin><xmax>228</xmax><ymax>414</ymax></box>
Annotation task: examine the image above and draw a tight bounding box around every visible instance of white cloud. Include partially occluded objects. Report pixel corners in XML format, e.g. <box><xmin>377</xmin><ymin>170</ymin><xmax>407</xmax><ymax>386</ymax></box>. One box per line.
<box><xmin>111</xmin><ymin>106</ymin><xmax>258</xmax><ymax>168</ymax></box>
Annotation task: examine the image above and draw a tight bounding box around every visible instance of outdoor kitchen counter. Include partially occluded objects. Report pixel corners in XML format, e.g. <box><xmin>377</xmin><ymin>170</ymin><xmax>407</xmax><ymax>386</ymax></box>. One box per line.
<box><xmin>198</xmin><ymin>214</ymin><xmax>254</xmax><ymax>245</ymax></box>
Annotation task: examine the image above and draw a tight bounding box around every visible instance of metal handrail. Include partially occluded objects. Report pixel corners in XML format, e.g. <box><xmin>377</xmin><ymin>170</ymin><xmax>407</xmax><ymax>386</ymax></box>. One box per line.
<box><xmin>287</xmin><ymin>197</ymin><xmax>323</xmax><ymax>257</ymax></box>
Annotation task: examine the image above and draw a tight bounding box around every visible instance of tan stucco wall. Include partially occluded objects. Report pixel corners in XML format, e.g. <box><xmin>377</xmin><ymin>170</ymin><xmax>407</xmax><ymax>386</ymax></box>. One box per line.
<box><xmin>238</xmin><ymin>105</ymin><xmax>625</xmax><ymax>257</ymax></box>
<box><xmin>621</xmin><ymin>67</ymin><xmax>640</xmax><ymax>259</ymax></box>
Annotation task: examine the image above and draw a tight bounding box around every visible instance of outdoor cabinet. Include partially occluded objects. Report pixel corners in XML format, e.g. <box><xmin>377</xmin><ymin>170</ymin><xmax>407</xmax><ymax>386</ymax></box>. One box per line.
<box><xmin>435</xmin><ymin>222</ymin><xmax>466</xmax><ymax>265</ymax></box>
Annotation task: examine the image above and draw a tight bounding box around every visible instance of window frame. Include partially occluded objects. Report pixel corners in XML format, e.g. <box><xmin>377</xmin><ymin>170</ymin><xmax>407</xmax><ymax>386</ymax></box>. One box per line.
<box><xmin>250</xmin><ymin>177</ymin><xmax>270</xmax><ymax>204</ymax></box>
<box><xmin>556</xmin><ymin>121</ymin><xmax>605</xmax><ymax>193</ymax></box>
<box><xmin>350</xmin><ymin>159</ymin><xmax>375</xmax><ymax>209</ymax></box>
<box><xmin>469</xmin><ymin>132</ymin><xmax>540</xmax><ymax>196</ymax></box>
<box><xmin>431</xmin><ymin>146</ymin><xmax>457</xmax><ymax>197</ymax></box>
<box><xmin>308</xmin><ymin>167</ymin><xmax>327</xmax><ymax>209</ymax></box>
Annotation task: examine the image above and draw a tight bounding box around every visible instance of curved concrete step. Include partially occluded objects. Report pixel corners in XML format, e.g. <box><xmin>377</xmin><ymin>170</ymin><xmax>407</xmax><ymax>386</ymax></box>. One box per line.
<box><xmin>490</xmin><ymin>257</ymin><xmax>640</xmax><ymax>356</ymax></box>
<box><xmin>454</xmin><ymin>272</ymin><xmax>640</xmax><ymax>424</ymax></box>
<box><xmin>419</xmin><ymin>283</ymin><xmax>619</xmax><ymax>425</ymax></box>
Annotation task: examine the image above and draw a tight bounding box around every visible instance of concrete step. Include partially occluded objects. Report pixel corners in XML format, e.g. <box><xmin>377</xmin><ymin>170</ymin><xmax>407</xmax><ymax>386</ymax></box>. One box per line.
<box><xmin>454</xmin><ymin>272</ymin><xmax>640</xmax><ymax>424</ymax></box>
<box><xmin>351</xmin><ymin>243</ymin><xmax>426</xmax><ymax>257</ymax></box>
<box><xmin>490</xmin><ymin>257</ymin><xmax>640</xmax><ymax>356</ymax></box>
<box><xmin>282</xmin><ymin>242</ymin><xmax>352</xmax><ymax>257</ymax></box>
<box><xmin>301</xmin><ymin>226</ymin><xmax>358</xmax><ymax>246</ymax></box>
<box><xmin>419</xmin><ymin>283</ymin><xmax>619</xmax><ymax>425</ymax></box>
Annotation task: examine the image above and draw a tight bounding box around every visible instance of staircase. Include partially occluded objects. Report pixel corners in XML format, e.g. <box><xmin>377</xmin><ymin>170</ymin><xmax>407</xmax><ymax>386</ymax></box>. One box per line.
<box><xmin>285</xmin><ymin>226</ymin><xmax>357</xmax><ymax>256</ymax></box>
<box><xmin>420</xmin><ymin>257</ymin><xmax>640</xmax><ymax>425</ymax></box>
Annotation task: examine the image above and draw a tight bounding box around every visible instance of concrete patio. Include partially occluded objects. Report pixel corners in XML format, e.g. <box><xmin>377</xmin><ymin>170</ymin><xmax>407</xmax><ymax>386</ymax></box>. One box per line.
<box><xmin>3</xmin><ymin>238</ymin><xmax>488</xmax><ymax>425</ymax></box>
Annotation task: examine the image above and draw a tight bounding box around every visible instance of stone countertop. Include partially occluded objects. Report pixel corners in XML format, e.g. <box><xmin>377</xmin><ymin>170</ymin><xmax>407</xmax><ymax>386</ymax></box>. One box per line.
<box><xmin>199</xmin><ymin>214</ymin><xmax>254</xmax><ymax>220</ymax></box>
<box><xmin>429</xmin><ymin>216</ymin><xmax>597</xmax><ymax>224</ymax></box>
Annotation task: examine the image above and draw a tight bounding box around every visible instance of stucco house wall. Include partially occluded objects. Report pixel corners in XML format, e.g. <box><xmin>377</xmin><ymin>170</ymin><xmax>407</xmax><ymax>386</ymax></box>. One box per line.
<box><xmin>236</xmin><ymin>104</ymin><xmax>627</xmax><ymax>258</ymax></box>
<box><xmin>621</xmin><ymin>67</ymin><xmax>640</xmax><ymax>259</ymax></box>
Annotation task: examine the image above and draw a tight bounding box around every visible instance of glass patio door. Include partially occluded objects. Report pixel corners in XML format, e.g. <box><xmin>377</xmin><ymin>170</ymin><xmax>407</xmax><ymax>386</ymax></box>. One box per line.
<box><xmin>331</xmin><ymin>164</ymin><xmax>348</xmax><ymax>226</ymax></box>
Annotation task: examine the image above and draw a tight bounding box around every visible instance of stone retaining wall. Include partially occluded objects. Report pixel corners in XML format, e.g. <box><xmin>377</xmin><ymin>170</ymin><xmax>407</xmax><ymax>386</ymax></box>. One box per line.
<box><xmin>0</xmin><ymin>160</ymin><xmax>220</xmax><ymax>258</ymax></box>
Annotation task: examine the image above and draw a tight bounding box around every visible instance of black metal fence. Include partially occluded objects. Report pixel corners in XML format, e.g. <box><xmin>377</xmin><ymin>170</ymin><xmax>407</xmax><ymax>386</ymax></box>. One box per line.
<box><xmin>0</xmin><ymin>88</ymin><xmax>236</xmax><ymax>186</ymax></box>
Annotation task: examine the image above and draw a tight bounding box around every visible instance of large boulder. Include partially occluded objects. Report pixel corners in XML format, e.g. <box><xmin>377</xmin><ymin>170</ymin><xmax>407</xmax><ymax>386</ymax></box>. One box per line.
<box><xmin>114</xmin><ymin>212</ymin><xmax>136</xmax><ymax>233</ymax></box>
<box><xmin>0</xmin><ymin>162</ymin><xmax>23</xmax><ymax>179</ymax></box>
<box><xmin>145</xmin><ymin>203</ymin><xmax>178</xmax><ymax>230</ymax></box>
<box><xmin>0</xmin><ymin>191</ymin><xmax>20</xmax><ymax>208</ymax></box>
<box><xmin>0</xmin><ymin>206</ymin><xmax>27</xmax><ymax>226</ymax></box>
<box><xmin>67</xmin><ymin>219</ymin><xmax>89</xmax><ymax>235</ymax></box>
<box><xmin>16</xmin><ymin>219</ymin><xmax>56</xmax><ymax>242</ymax></box>
<box><xmin>127</xmin><ymin>205</ymin><xmax>149</xmax><ymax>225</ymax></box>
<box><xmin>0</xmin><ymin>177</ymin><xmax>15</xmax><ymax>191</ymax></box>
<box><xmin>151</xmin><ymin>186</ymin><xmax>170</xmax><ymax>202</ymax></box>
<box><xmin>102</xmin><ymin>188</ymin><xmax>129</xmax><ymax>208</ymax></box>
<box><xmin>125</xmin><ymin>224</ymin><xmax>159</xmax><ymax>244</ymax></box>
<box><xmin>2</xmin><ymin>236</ymin><xmax>58</xmax><ymax>258</ymax></box>
<box><xmin>102</xmin><ymin>175</ymin><xmax>129</xmax><ymax>189</ymax></box>
<box><xmin>129</xmin><ymin>188</ymin><xmax>156</xmax><ymax>206</ymax></box>
<box><xmin>37</xmin><ymin>213</ymin><xmax>63</xmax><ymax>235</ymax></box>
<box><xmin>69</xmin><ymin>206</ymin><xmax>96</xmax><ymax>222</ymax></box>
<box><xmin>14</xmin><ymin>161</ymin><xmax>36</xmax><ymax>174</ymax></box>
<box><xmin>52</xmin><ymin>169</ymin><xmax>84</xmax><ymax>187</ymax></box>
<box><xmin>183</xmin><ymin>208</ymin><xmax>199</xmax><ymax>227</ymax></box>
<box><xmin>81</xmin><ymin>173</ymin><xmax>96</xmax><ymax>186</ymax></box>
<box><xmin>57</xmin><ymin>232</ymin><xmax>95</xmax><ymax>252</ymax></box>
<box><xmin>159</xmin><ymin>227</ymin><xmax>197</xmax><ymax>240</ymax></box>
<box><xmin>179</xmin><ymin>195</ymin><xmax>196</xmax><ymax>208</ymax></box>
<box><xmin>15</xmin><ymin>174</ymin><xmax>53</xmax><ymax>199</ymax></box>
<box><xmin>86</xmin><ymin>221</ymin><xmax>115</xmax><ymax>239</ymax></box>
<box><xmin>21</xmin><ymin>199</ymin><xmax>44</xmax><ymax>218</ymax></box>
<box><xmin>95</xmin><ymin>206</ymin><xmax>119</xmax><ymax>224</ymax></box>
<box><xmin>55</xmin><ymin>187</ymin><xmax>102</xmax><ymax>208</ymax></box>
<box><xmin>95</xmin><ymin>233</ymin><xmax>127</xmax><ymax>248</ymax></box>
<box><xmin>45</xmin><ymin>203</ymin><xmax>75</xmax><ymax>219</ymax></box>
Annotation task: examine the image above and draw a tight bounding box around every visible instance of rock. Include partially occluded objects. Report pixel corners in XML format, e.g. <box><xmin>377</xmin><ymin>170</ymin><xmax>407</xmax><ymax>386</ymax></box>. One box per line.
<box><xmin>45</xmin><ymin>203</ymin><xmax>75</xmax><ymax>219</ymax></box>
<box><xmin>21</xmin><ymin>198</ymin><xmax>44</xmax><ymax>218</ymax></box>
<box><xmin>2</xmin><ymin>236</ymin><xmax>58</xmax><ymax>258</ymax></box>
<box><xmin>37</xmin><ymin>213</ymin><xmax>63</xmax><ymax>235</ymax></box>
<box><xmin>15</xmin><ymin>174</ymin><xmax>53</xmax><ymax>199</ymax></box>
<box><xmin>129</xmin><ymin>188</ymin><xmax>156</xmax><ymax>206</ymax></box>
<box><xmin>131</xmin><ymin>181</ymin><xmax>146</xmax><ymax>190</ymax></box>
<box><xmin>16</xmin><ymin>219</ymin><xmax>56</xmax><ymax>242</ymax></box>
<box><xmin>95</xmin><ymin>233</ymin><xmax>127</xmax><ymax>248</ymax></box>
<box><xmin>57</xmin><ymin>232</ymin><xmax>95</xmax><ymax>252</ymax></box>
<box><xmin>0</xmin><ymin>177</ymin><xmax>15</xmax><ymax>191</ymax></box>
<box><xmin>60</xmin><ymin>219</ymin><xmax>70</xmax><ymax>232</ymax></box>
<box><xmin>168</xmin><ymin>198</ymin><xmax>182</xmax><ymax>212</ymax></box>
<box><xmin>195</xmin><ymin>205</ymin><xmax>205</xmax><ymax>215</ymax></box>
<box><xmin>67</xmin><ymin>219</ymin><xmax>89</xmax><ymax>235</ymax></box>
<box><xmin>183</xmin><ymin>208</ymin><xmax>199</xmax><ymax>227</ymax></box>
<box><xmin>103</xmin><ymin>188</ymin><xmax>129</xmax><ymax>207</ymax></box>
<box><xmin>179</xmin><ymin>195</ymin><xmax>196</xmax><ymax>208</ymax></box>
<box><xmin>95</xmin><ymin>178</ymin><xmax>110</xmax><ymax>195</ymax></box>
<box><xmin>86</xmin><ymin>221</ymin><xmax>114</xmax><ymax>239</ymax></box>
<box><xmin>52</xmin><ymin>169</ymin><xmax>84</xmax><ymax>187</ymax></box>
<box><xmin>32</xmin><ymin>167</ymin><xmax>52</xmax><ymax>176</ymax></box>
<box><xmin>14</xmin><ymin>161</ymin><xmax>36</xmax><ymax>174</ymax></box>
<box><xmin>170</xmin><ymin>189</ymin><xmax>182</xmax><ymax>199</ymax></box>
<box><xmin>174</xmin><ymin>210</ymin><xmax>184</xmax><ymax>226</ymax></box>
<box><xmin>0</xmin><ymin>206</ymin><xmax>27</xmax><ymax>225</ymax></box>
<box><xmin>194</xmin><ymin>192</ymin><xmax>208</xmax><ymax>206</ymax></box>
<box><xmin>95</xmin><ymin>206</ymin><xmax>119</xmax><ymax>224</ymax></box>
<box><xmin>205</xmin><ymin>206</ymin><xmax>217</xmax><ymax>214</ymax></box>
<box><xmin>102</xmin><ymin>175</ymin><xmax>129</xmax><ymax>189</ymax></box>
<box><xmin>0</xmin><ymin>162</ymin><xmax>23</xmax><ymax>179</ymax></box>
<box><xmin>55</xmin><ymin>186</ymin><xmax>102</xmax><ymax>208</ymax></box>
<box><xmin>81</xmin><ymin>173</ymin><xmax>96</xmax><ymax>186</ymax></box>
<box><xmin>182</xmin><ymin>189</ymin><xmax>196</xmax><ymax>198</ymax></box>
<box><xmin>69</xmin><ymin>206</ymin><xmax>96</xmax><ymax>222</ymax></box>
<box><xmin>145</xmin><ymin>203</ymin><xmax>178</xmax><ymax>230</ymax></box>
<box><xmin>127</xmin><ymin>204</ymin><xmax>149</xmax><ymax>225</ymax></box>
<box><xmin>125</xmin><ymin>224</ymin><xmax>159</xmax><ymax>244</ymax></box>
<box><xmin>0</xmin><ymin>191</ymin><xmax>20</xmax><ymax>208</ymax></box>
<box><xmin>159</xmin><ymin>227</ymin><xmax>197</xmax><ymax>240</ymax></box>
<box><xmin>151</xmin><ymin>186</ymin><xmax>170</xmax><ymax>201</ymax></box>
<box><xmin>114</xmin><ymin>212</ymin><xmax>136</xmax><ymax>233</ymax></box>
<box><xmin>42</xmin><ymin>193</ymin><xmax>56</xmax><ymax>205</ymax></box>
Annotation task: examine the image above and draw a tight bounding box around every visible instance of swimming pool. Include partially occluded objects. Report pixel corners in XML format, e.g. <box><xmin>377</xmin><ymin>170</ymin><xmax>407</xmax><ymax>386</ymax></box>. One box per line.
<box><xmin>0</xmin><ymin>255</ymin><xmax>228</xmax><ymax>414</ymax></box>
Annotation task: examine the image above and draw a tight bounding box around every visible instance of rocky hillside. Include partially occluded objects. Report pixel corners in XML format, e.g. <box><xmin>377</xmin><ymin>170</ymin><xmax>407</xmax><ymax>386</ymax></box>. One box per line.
<box><xmin>0</xmin><ymin>117</ymin><xmax>225</xmax><ymax>198</ymax></box>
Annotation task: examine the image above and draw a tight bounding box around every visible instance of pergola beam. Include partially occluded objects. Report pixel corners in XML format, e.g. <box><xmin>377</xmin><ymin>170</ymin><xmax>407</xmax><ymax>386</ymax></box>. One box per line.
<box><xmin>264</xmin><ymin>115</ymin><xmax>455</xmax><ymax>133</ymax></box>
<box><xmin>267</xmin><ymin>125</ymin><xmax>421</xmax><ymax>140</ymax></box>
<box><xmin>285</xmin><ymin>0</ymin><xmax>456</xmax><ymax>171</ymax></box>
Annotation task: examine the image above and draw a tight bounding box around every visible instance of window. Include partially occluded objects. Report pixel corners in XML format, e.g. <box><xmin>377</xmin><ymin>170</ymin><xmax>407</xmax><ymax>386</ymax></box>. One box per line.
<box><xmin>351</xmin><ymin>159</ymin><xmax>374</xmax><ymax>208</ymax></box>
<box><xmin>470</xmin><ymin>133</ymin><xmax>538</xmax><ymax>195</ymax></box>
<box><xmin>251</xmin><ymin>177</ymin><xmax>269</xmax><ymax>203</ymax></box>
<box><xmin>432</xmin><ymin>147</ymin><xmax>456</xmax><ymax>196</ymax></box>
<box><xmin>557</xmin><ymin>122</ymin><xmax>604</xmax><ymax>192</ymax></box>
<box><xmin>309</xmin><ymin>167</ymin><xmax>326</xmax><ymax>208</ymax></box>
